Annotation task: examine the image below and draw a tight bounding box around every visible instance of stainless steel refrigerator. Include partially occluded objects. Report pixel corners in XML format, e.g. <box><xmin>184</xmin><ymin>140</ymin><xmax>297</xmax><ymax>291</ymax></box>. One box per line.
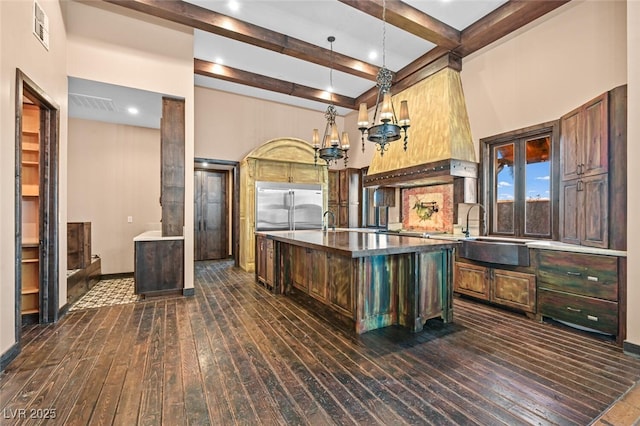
<box><xmin>255</xmin><ymin>181</ymin><xmax>323</xmax><ymax>231</ymax></box>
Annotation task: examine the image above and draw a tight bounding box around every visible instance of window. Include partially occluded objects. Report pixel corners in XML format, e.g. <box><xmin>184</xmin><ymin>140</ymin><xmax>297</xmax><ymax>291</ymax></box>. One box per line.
<box><xmin>482</xmin><ymin>122</ymin><xmax>559</xmax><ymax>239</ymax></box>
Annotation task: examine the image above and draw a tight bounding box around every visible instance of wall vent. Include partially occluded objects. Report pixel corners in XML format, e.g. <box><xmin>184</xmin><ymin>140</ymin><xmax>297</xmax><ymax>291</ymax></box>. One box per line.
<box><xmin>69</xmin><ymin>93</ymin><xmax>117</xmax><ymax>112</ymax></box>
<box><xmin>33</xmin><ymin>0</ymin><xmax>49</xmax><ymax>50</ymax></box>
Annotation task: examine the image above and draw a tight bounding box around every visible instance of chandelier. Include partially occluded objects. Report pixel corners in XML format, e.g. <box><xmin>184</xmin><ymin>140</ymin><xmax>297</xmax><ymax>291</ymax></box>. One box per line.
<box><xmin>313</xmin><ymin>36</ymin><xmax>350</xmax><ymax>166</ymax></box>
<box><xmin>357</xmin><ymin>0</ymin><xmax>410</xmax><ymax>156</ymax></box>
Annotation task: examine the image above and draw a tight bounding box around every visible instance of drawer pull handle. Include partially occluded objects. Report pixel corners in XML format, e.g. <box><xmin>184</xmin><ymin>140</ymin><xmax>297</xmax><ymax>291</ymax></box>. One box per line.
<box><xmin>587</xmin><ymin>315</ymin><xmax>599</xmax><ymax>322</ymax></box>
<box><xmin>566</xmin><ymin>271</ymin><xmax>582</xmax><ymax>276</ymax></box>
<box><xmin>566</xmin><ymin>306</ymin><xmax>582</xmax><ymax>313</ymax></box>
<box><xmin>587</xmin><ymin>276</ymin><xmax>599</xmax><ymax>282</ymax></box>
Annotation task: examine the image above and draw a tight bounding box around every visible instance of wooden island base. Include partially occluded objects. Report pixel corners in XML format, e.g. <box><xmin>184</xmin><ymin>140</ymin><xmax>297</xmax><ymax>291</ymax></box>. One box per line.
<box><xmin>256</xmin><ymin>230</ymin><xmax>458</xmax><ymax>334</ymax></box>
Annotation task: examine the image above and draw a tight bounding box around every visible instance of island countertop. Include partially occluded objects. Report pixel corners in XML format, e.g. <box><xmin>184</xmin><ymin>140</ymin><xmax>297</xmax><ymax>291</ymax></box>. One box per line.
<box><xmin>260</xmin><ymin>229</ymin><xmax>459</xmax><ymax>258</ymax></box>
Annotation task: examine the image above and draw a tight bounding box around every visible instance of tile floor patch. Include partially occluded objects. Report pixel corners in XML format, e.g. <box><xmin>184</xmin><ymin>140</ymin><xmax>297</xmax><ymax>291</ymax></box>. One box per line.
<box><xmin>69</xmin><ymin>277</ymin><xmax>138</xmax><ymax>311</ymax></box>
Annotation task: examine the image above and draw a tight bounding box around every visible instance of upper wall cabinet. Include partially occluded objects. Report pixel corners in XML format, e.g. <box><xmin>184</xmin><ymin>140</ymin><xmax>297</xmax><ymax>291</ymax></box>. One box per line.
<box><xmin>559</xmin><ymin>86</ymin><xmax>627</xmax><ymax>250</ymax></box>
<box><xmin>560</xmin><ymin>93</ymin><xmax>608</xmax><ymax>181</ymax></box>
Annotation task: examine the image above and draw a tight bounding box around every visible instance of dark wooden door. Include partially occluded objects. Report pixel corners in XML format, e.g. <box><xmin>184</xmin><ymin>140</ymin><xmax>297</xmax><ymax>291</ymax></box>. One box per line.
<box><xmin>194</xmin><ymin>170</ymin><xmax>228</xmax><ymax>260</ymax></box>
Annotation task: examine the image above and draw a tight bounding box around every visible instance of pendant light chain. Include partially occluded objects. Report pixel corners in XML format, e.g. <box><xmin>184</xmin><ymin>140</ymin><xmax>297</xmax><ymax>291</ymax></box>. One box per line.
<box><xmin>382</xmin><ymin>0</ymin><xmax>386</xmax><ymax>69</ymax></box>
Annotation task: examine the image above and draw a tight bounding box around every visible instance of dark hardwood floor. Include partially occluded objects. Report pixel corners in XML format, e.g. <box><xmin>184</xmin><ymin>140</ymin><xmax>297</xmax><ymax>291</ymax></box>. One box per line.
<box><xmin>2</xmin><ymin>259</ymin><xmax>640</xmax><ymax>425</ymax></box>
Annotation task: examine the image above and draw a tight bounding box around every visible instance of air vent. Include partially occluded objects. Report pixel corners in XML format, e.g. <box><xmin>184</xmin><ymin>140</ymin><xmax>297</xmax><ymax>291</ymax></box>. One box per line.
<box><xmin>69</xmin><ymin>93</ymin><xmax>117</xmax><ymax>112</ymax></box>
<box><xmin>33</xmin><ymin>0</ymin><xmax>49</xmax><ymax>50</ymax></box>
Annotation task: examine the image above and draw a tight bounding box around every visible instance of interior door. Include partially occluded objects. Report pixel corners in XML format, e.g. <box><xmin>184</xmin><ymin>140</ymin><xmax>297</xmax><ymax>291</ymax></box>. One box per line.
<box><xmin>194</xmin><ymin>170</ymin><xmax>228</xmax><ymax>260</ymax></box>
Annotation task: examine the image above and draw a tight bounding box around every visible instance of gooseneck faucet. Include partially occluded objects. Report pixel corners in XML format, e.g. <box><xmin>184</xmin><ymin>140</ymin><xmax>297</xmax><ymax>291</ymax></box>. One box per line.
<box><xmin>322</xmin><ymin>210</ymin><xmax>336</xmax><ymax>232</ymax></box>
<box><xmin>462</xmin><ymin>203</ymin><xmax>485</xmax><ymax>238</ymax></box>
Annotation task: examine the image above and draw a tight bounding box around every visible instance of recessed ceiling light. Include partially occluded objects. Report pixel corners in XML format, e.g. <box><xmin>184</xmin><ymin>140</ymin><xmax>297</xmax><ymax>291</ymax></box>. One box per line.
<box><xmin>327</xmin><ymin>86</ymin><xmax>333</xmax><ymax>93</ymax></box>
<box><xmin>215</xmin><ymin>57</ymin><xmax>224</xmax><ymax>64</ymax></box>
<box><xmin>228</xmin><ymin>0</ymin><xmax>240</xmax><ymax>12</ymax></box>
<box><xmin>127</xmin><ymin>107</ymin><xmax>139</xmax><ymax>115</ymax></box>
<box><xmin>368</xmin><ymin>51</ymin><xmax>378</xmax><ymax>61</ymax></box>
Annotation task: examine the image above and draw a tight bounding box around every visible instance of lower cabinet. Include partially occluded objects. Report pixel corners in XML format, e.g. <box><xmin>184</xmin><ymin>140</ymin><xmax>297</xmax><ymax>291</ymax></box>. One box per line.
<box><xmin>256</xmin><ymin>235</ymin><xmax>275</xmax><ymax>289</ymax></box>
<box><xmin>454</xmin><ymin>261</ymin><xmax>536</xmax><ymax>314</ymax></box>
<box><xmin>134</xmin><ymin>239</ymin><xmax>184</xmax><ymax>296</ymax></box>
<box><xmin>535</xmin><ymin>249</ymin><xmax>621</xmax><ymax>339</ymax></box>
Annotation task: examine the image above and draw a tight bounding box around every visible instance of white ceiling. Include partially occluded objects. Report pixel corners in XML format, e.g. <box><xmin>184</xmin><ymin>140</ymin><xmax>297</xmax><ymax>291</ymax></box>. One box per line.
<box><xmin>68</xmin><ymin>0</ymin><xmax>508</xmax><ymax>128</ymax></box>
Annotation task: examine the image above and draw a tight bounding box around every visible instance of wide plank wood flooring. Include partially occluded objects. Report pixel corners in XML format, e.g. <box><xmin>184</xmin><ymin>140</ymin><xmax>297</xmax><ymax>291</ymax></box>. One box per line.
<box><xmin>2</xmin><ymin>259</ymin><xmax>640</xmax><ymax>425</ymax></box>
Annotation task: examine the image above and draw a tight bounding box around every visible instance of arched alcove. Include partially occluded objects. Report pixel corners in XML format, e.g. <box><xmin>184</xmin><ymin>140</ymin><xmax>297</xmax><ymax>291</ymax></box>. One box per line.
<box><xmin>239</xmin><ymin>137</ymin><xmax>328</xmax><ymax>272</ymax></box>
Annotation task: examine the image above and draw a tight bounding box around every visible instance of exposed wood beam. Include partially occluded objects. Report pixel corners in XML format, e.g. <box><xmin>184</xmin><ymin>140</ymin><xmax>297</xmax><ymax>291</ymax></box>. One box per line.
<box><xmin>456</xmin><ymin>0</ymin><xmax>571</xmax><ymax>57</ymax></box>
<box><xmin>338</xmin><ymin>0</ymin><xmax>461</xmax><ymax>50</ymax></box>
<box><xmin>103</xmin><ymin>0</ymin><xmax>380</xmax><ymax>81</ymax></box>
<box><xmin>194</xmin><ymin>59</ymin><xmax>357</xmax><ymax>110</ymax></box>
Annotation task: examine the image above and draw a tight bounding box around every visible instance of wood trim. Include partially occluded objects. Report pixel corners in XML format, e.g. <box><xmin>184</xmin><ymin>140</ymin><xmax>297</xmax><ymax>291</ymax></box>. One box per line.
<box><xmin>0</xmin><ymin>342</ymin><xmax>19</xmax><ymax>372</ymax></box>
<box><xmin>15</xmin><ymin>68</ymin><xmax>61</xmax><ymax>341</ymax></box>
<box><xmin>194</xmin><ymin>59</ymin><xmax>357</xmax><ymax>110</ymax></box>
<box><xmin>338</xmin><ymin>0</ymin><xmax>460</xmax><ymax>49</ymax></box>
<box><xmin>104</xmin><ymin>0</ymin><xmax>378</xmax><ymax>81</ymax></box>
<box><xmin>104</xmin><ymin>0</ymin><xmax>570</xmax><ymax>111</ymax></box>
<box><xmin>608</xmin><ymin>85</ymin><xmax>627</xmax><ymax>251</ymax></box>
<box><xmin>456</xmin><ymin>0</ymin><xmax>571</xmax><ymax>57</ymax></box>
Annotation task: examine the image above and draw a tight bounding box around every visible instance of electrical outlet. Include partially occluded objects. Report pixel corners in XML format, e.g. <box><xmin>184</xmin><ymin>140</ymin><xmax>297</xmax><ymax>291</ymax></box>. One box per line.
<box><xmin>127</xmin><ymin>216</ymin><xmax>133</xmax><ymax>223</ymax></box>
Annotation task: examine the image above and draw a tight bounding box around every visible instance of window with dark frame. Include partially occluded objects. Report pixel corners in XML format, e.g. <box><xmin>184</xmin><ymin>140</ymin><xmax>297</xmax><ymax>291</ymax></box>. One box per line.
<box><xmin>482</xmin><ymin>122</ymin><xmax>559</xmax><ymax>240</ymax></box>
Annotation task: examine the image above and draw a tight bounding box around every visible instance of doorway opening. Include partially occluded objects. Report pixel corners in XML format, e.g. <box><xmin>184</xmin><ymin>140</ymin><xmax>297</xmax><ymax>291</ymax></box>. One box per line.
<box><xmin>194</xmin><ymin>158</ymin><xmax>239</xmax><ymax>265</ymax></box>
<box><xmin>15</xmin><ymin>69</ymin><xmax>60</xmax><ymax>341</ymax></box>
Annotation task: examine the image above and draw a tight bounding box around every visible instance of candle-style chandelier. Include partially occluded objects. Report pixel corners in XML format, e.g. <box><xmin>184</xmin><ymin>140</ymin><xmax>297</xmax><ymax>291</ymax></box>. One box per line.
<box><xmin>357</xmin><ymin>0</ymin><xmax>410</xmax><ymax>156</ymax></box>
<box><xmin>312</xmin><ymin>36</ymin><xmax>350</xmax><ymax>166</ymax></box>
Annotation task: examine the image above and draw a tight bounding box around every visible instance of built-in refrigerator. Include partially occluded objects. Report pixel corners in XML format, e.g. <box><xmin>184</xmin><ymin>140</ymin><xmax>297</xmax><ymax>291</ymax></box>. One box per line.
<box><xmin>255</xmin><ymin>181</ymin><xmax>323</xmax><ymax>231</ymax></box>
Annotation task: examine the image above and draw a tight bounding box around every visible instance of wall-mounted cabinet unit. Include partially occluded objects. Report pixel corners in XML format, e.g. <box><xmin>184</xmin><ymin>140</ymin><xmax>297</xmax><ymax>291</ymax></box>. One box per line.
<box><xmin>559</xmin><ymin>86</ymin><xmax>627</xmax><ymax>250</ymax></box>
<box><xmin>21</xmin><ymin>103</ymin><xmax>41</xmax><ymax>317</ymax></box>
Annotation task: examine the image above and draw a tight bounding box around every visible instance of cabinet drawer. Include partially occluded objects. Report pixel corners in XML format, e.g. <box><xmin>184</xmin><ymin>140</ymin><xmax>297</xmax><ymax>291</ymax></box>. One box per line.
<box><xmin>536</xmin><ymin>250</ymin><xmax>617</xmax><ymax>300</ymax></box>
<box><xmin>538</xmin><ymin>288</ymin><xmax>618</xmax><ymax>335</ymax></box>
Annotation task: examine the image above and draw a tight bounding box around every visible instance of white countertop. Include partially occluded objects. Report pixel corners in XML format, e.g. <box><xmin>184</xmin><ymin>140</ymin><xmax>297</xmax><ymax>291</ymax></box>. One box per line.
<box><xmin>133</xmin><ymin>230</ymin><xmax>185</xmax><ymax>242</ymax></box>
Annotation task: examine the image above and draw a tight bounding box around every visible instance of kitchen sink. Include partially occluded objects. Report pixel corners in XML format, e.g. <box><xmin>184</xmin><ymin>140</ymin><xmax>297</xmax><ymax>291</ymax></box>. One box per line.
<box><xmin>458</xmin><ymin>238</ymin><xmax>530</xmax><ymax>266</ymax></box>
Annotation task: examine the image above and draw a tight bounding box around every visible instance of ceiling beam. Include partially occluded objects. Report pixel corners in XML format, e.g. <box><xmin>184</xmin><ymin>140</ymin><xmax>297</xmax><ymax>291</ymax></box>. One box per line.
<box><xmin>194</xmin><ymin>59</ymin><xmax>357</xmax><ymax>110</ymax></box>
<box><xmin>338</xmin><ymin>0</ymin><xmax>461</xmax><ymax>50</ymax></box>
<box><xmin>456</xmin><ymin>0</ymin><xmax>571</xmax><ymax>57</ymax></box>
<box><xmin>103</xmin><ymin>0</ymin><xmax>380</xmax><ymax>81</ymax></box>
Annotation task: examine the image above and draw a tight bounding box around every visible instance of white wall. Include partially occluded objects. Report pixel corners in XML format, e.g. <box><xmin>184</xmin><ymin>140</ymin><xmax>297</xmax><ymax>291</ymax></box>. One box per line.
<box><xmin>67</xmin><ymin>119</ymin><xmax>161</xmax><ymax>274</ymax></box>
<box><xmin>65</xmin><ymin>1</ymin><xmax>195</xmax><ymax>288</ymax></box>
<box><xmin>194</xmin><ymin>86</ymin><xmax>345</xmax><ymax>162</ymax></box>
<box><xmin>0</xmin><ymin>0</ymin><xmax>68</xmax><ymax>358</ymax></box>
<box><xmin>626</xmin><ymin>0</ymin><xmax>639</xmax><ymax>347</ymax></box>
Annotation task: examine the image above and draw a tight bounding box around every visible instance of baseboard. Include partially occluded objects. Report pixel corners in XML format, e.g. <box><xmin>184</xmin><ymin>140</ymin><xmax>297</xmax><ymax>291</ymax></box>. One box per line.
<box><xmin>623</xmin><ymin>340</ymin><xmax>640</xmax><ymax>359</ymax></box>
<box><xmin>183</xmin><ymin>288</ymin><xmax>195</xmax><ymax>297</ymax></box>
<box><xmin>0</xmin><ymin>342</ymin><xmax>20</xmax><ymax>372</ymax></box>
<box><xmin>100</xmin><ymin>272</ymin><xmax>134</xmax><ymax>280</ymax></box>
<box><xmin>58</xmin><ymin>302</ymin><xmax>70</xmax><ymax>318</ymax></box>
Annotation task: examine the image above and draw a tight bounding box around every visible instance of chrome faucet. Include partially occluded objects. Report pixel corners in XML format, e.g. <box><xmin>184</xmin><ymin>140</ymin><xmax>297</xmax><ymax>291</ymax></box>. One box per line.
<box><xmin>462</xmin><ymin>203</ymin><xmax>485</xmax><ymax>238</ymax></box>
<box><xmin>322</xmin><ymin>210</ymin><xmax>336</xmax><ymax>232</ymax></box>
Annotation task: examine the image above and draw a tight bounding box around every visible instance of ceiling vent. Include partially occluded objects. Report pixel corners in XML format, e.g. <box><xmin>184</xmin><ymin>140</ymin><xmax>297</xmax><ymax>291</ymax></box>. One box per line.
<box><xmin>69</xmin><ymin>93</ymin><xmax>117</xmax><ymax>112</ymax></box>
<box><xmin>33</xmin><ymin>0</ymin><xmax>49</xmax><ymax>50</ymax></box>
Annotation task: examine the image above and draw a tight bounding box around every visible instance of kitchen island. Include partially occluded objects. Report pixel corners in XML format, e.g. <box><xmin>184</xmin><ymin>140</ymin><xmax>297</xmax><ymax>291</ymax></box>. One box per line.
<box><xmin>256</xmin><ymin>230</ymin><xmax>459</xmax><ymax>334</ymax></box>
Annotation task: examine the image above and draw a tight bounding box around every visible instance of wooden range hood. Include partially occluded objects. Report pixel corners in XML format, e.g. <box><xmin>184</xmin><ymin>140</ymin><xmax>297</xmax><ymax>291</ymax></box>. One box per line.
<box><xmin>364</xmin><ymin>63</ymin><xmax>477</xmax><ymax>189</ymax></box>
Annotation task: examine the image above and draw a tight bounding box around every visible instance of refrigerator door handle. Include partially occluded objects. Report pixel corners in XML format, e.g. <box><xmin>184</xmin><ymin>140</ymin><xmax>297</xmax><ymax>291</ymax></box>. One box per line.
<box><xmin>290</xmin><ymin>190</ymin><xmax>295</xmax><ymax>231</ymax></box>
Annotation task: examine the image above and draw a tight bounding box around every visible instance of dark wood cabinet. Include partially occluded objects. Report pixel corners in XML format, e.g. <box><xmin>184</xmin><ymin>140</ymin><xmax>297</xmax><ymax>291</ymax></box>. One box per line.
<box><xmin>559</xmin><ymin>87</ymin><xmax>626</xmax><ymax>250</ymax></box>
<box><xmin>536</xmin><ymin>249</ymin><xmax>621</xmax><ymax>339</ymax></box>
<box><xmin>67</xmin><ymin>222</ymin><xmax>91</xmax><ymax>270</ymax></box>
<box><xmin>161</xmin><ymin>97</ymin><xmax>185</xmax><ymax>237</ymax></box>
<box><xmin>454</xmin><ymin>259</ymin><xmax>536</xmax><ymax>314</ymax></box>
<box><xmin>256</xmin><ymin>234</ymin><xmax>275</xmax><ymax>289</ymax></box>
<box><xmin>134</xmin><ymin>238</ymin><xmax>184</xmax><ymax>296</ymax></box>
<box><xmin>292</xmin><ymin>245</ymin><xmax>328</xmax><ymax>302</ymax></box>
<box><xmin>328</xmin><ymin>168</ymin><xmax>361</xmax><ymax>228</ymax></box>
<box><xmin>560</xmin><ymin>93</ymin><xmax>608</xmax><ymax>181</ymax></box>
